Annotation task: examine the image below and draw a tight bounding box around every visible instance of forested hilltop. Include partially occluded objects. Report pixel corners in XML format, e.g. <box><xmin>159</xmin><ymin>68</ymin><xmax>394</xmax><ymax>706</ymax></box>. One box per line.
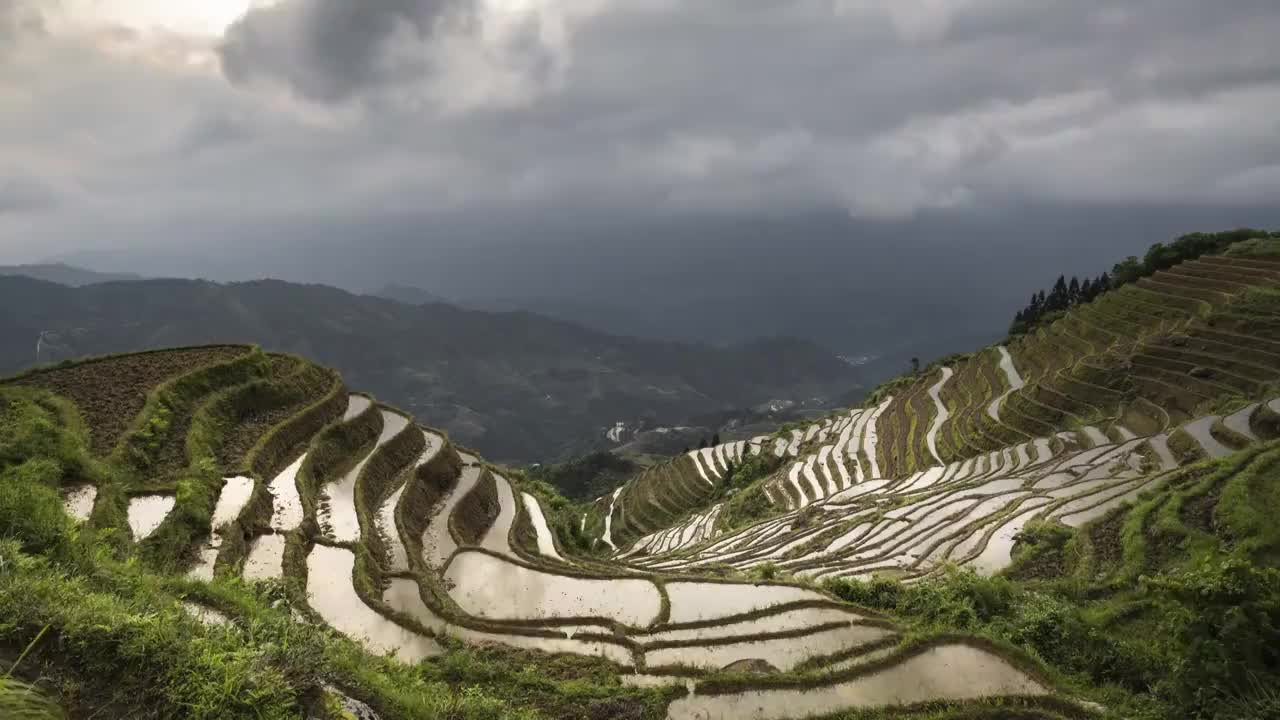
<box><xmin>2</xmin><ymin>230</ymin><xmax>1280</xmax><ymax>720</ymax></box>
<box><xmin>1010</xmin><ymin>228</ymin><xmax>1278</xmax><ymax>335</ymax></box>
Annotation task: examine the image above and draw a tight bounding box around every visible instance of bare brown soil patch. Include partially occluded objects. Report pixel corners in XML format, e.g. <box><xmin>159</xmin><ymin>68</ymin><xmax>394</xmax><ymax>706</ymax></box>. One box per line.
<box><xmin>1087</xmin><ymin>510</ymin><xmax>1127</xmax><ymax>572</ymax></box>
<box><xmin>10</xmin><ymin>346</ymin><xmax>249</xmax><ymax>454</ymax></box>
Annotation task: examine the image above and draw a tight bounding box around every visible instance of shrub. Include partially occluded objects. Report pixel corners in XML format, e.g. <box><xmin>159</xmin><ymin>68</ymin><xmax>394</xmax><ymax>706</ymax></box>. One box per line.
<box><xmin>824</xmin><ymin>575</ymin><xmax>901</xmax><ymax>610</ymax></box>
<box><xmin>0</xmin><ymin>471</ymin><xmax>71</xmax><ymax>555</ymax></box>
<box><xmin>1147</xmin><ymin>559</ymin><xmax>1280</xmax><ymax>717</ymax></box>
<box><xmin>724</xmin><ymin>450</ymin><xmax>781</xmax><ymax>490</ymax></box>
<box><xmin>750</xmin><ymin>562</ymin><xmax>781</xmax><ymax>581</ymax></box>
<box><xmin>719</xmin><ymin>484</ymin><xmax>772</xmax><ymax>530</ymax></box>
<box><xmin>0</xmin><ymin>392</ymin><xmax>101</xmax><ymax>488</ymax></box>
<box><xmin>1005</xmin><ymin>520</ymin><xmax>1075</xmax><ymax>580</ymax></box>
<box><xmin>826</xmin><ymin>569</ymin><xmax>1154</xmax><ymax>695</ymax></box>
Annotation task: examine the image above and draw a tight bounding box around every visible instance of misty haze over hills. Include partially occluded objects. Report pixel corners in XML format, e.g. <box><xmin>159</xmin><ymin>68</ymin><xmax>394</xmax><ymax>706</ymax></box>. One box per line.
<box><xmin>44</xmin><ymin>204</ymin><xmax>1280</xmax><ymax>381</ymax></box>
<box><xmin>0</xmin><ymin>263</ymin><xmax>144</xmax><ymax>287</ymax></box>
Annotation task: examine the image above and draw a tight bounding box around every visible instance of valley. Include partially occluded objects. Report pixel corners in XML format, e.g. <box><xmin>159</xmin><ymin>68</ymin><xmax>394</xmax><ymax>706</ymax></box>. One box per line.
<box><xmin>0</xmin><ymin>276</ymin><xmax>858</xmax><ymax>464</ymax></box>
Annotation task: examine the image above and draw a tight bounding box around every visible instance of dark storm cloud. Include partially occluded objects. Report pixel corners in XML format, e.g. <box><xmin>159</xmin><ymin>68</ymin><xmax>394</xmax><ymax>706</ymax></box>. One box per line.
<box><xmin>219</xmin><ymin>0</ymin><xmax>463</xmax><ymax>102</ymax></box>
<box><xmin>1</xmin><ymin>0</ymin><xmax>1279</xmax><ymax>264</ymax></box>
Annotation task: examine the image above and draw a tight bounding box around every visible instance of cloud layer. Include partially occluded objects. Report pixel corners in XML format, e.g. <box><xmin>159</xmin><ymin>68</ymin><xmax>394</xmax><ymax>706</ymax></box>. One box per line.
<box><xmin>2</xmin><ymin>0</ymin><xmax>1279</xmax><ymax>261</ymax></box>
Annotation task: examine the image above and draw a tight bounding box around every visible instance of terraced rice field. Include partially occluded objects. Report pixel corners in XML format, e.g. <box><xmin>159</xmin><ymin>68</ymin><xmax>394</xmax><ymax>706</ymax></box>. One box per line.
<box><xmin>522</xmin><ymin>491</ymin><xmax>565</xmax><ymax>560</ymax></box>
<box><xmin>61</xmin><ymin>484</ymin><xmax>97</xmax><ymax>522</ymax></box>
<box><xmin>126</xmin><ymin>494</ymin><xmax>176</xmax><ymax>540</ymax></box>
<box><xmin>620</xmin><ymin>401</ymin><xmax>1278</xmax><ymax>585</ymax></box>
<box><xmin>378</xmin><ymin>429</ymin><xmax>444</xmax><ymax>571</ymax></box>
<box><xmin>445</xmin><ymin>551</ymin><xmax>662</xmax><ymax>625</ymax></box>
<box><xmin>910</xmin><ymin>257</ymin><xmax>1280</xmax><ymax>459</ymax></box>
<box><xmin>12</xmin><ymin>248</ymin><xmax>1280</xmax><ymax>720</ymax></box>
<box><xmin>319</xmin><ymin>406</ymin><xmax>410</xmax><ymax>543</ymax></box>
<box><xmin>200</xmin><ymin>364</ymin><xmax>1274</xmax><ymax>713</ymax></box>
<box><xmin>189</xmin><ymin>475</ymin><xmax>255</xmax><ymax>580</ymax></box>
<box><xmin>267</xmin><ymin>455</ymin><xmax>306</xmax><ymax>531</ymax></box>
<box><xmin>243</xmin><ymin>533</ymin><xmax>288</xmax><ymax>580</ymax></box>
<box><xmin>591</xmin><ymin>434</ymin><xmax>759</xmax><ymax>551</ymax></box>
<box><xmin>13</xmin><ymin>346</ymin><xmax>1092</xmax><ymax>719</ymax></box>
<box><xmin>421</xmin><ymin>465</ymin><xmax>483</xmax><ymax>568</ymax></box>
<box><xmin>988</xmin><ymin>346</ymin><xmax>1026</xmax><ymax>421</ymax></box>
<box><xmin>665</xmin><ymin>644</ymin><xmax>1046</xmax><ymax>720</ymax></box>
<box><xmin>307</xmin><ymin>544</ymin><xmax>443</xmax><ymax>662</ymax></box>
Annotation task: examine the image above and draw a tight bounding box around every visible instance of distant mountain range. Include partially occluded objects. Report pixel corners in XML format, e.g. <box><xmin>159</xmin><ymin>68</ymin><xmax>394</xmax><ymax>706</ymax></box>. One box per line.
<box><xmin>0</xmin><ymin>263</ymin><xmax>144</xmax><ymax>286</ymax></box>
<box><xmin>372</xmin><ymin>283</ymin><xmax>452</xmax><ymax>306</ymax></box>
<box><xmin>0</xmin><ymin>273</ymin><xmax>861</xmax><ymax>463</ymax></box>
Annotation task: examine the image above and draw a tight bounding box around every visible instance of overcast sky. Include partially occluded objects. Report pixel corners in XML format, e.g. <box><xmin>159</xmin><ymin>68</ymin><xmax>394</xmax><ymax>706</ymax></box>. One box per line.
<box><xmin>2</xmin><ymin>0</ymin><xmax>1278</xmax><ymax>294</ymax></box>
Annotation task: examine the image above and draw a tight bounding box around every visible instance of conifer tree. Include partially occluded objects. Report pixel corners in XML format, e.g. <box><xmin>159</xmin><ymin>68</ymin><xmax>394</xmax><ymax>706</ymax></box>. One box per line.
<box><xmin>1049</xmin><ymin>276</ymin><xmax>1069</xmax><ymax>311</ymax></box>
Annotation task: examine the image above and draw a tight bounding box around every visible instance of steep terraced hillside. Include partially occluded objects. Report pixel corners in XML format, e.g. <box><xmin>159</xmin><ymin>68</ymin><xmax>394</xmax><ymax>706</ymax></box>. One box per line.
<box><xmin>2</xmin><ymin>241</ymin><xmax>1280</xmax><ymax>720</ymax></box>
<box><xmin>0</xmin><ymin>347</ymin><xmax>1074</xmax><ymax>720</ymax></box>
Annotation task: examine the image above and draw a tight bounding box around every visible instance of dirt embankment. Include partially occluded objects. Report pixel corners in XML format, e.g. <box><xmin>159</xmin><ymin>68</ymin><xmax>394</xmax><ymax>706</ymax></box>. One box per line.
<box><xmin>452</xmin><ymin>470</ymin><xmax>499</xmax><ymax>545</ymax></box>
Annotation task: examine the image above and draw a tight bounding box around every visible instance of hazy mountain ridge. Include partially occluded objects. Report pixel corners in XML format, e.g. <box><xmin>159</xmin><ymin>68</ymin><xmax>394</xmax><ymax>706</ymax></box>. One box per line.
<box><xmin>0</xmin><ymin>263</ymin><xmax>143</xmax><ymax>287</ymax></box>
<box><xmin>371</xmin><ymin>283</ymin><xmax>452</xmax><ymax>307</ymax></box>
<box><xmin>0</xmin><ymin>275</ymin><xmax>860</xmax><ymax>463</ymax></box>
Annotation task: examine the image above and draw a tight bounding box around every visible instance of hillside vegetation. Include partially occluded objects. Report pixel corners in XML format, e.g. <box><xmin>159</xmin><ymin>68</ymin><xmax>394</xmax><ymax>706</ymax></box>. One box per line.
<box><xmin>2</xmin><ymin>231</ymin><xmax>1279</xmax><ymax>720</ymax></box>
